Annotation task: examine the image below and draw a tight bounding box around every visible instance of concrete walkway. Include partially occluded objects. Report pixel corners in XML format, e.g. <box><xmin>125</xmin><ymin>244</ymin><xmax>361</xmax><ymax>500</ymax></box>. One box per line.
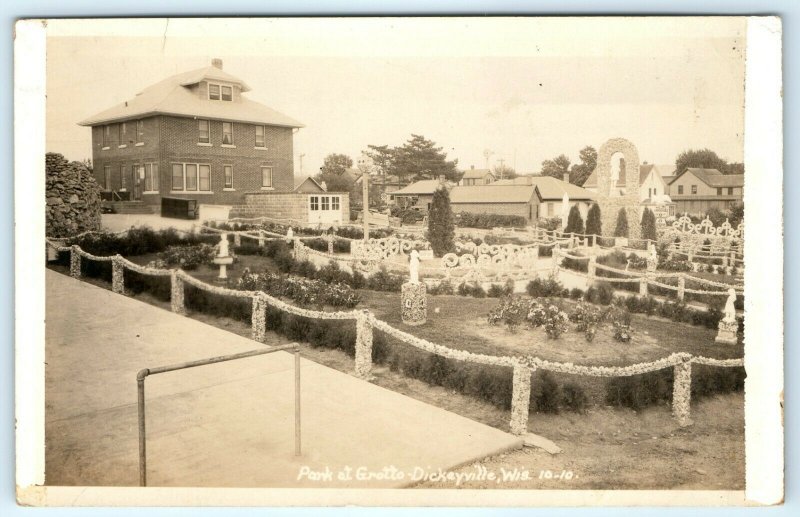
<box><xmin>45</xmin><ymin>270</ymin><xmax>522</xmax><ymax>488</ymax></box>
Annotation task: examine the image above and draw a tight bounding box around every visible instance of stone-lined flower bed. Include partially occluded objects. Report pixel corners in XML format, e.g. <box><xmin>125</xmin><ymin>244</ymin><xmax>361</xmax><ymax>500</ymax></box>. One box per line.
<box><xmin>237</xmin><ymin>268</ymin><xmax>361</xmax><ymax>309</ymax></box>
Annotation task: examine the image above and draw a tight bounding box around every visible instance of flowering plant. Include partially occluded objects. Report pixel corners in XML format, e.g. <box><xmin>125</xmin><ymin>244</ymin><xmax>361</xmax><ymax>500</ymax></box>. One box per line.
<box><xmin>150</xmin><ymin>244</ymin><xmax>218</xmax><ymax>270</ymax></box>
<box><xmin>542</xmin><ymin>304</ymin><xmax>570</xmax><ymax>339</ymax></box>
<box><xmin>570</xmin><ymin>302</ymin><xmax>602</xmax><ymax>342</ymax></box>
<box><xmin>238</xmin><ymin>268</ymin><xmax>360</xmax><ymax>309</ymax></box>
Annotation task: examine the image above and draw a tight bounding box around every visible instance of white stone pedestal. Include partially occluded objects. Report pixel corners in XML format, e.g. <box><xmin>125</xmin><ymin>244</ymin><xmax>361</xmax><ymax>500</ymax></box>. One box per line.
<box><xmin>213</xmin><ymin>255</ymin><xmax>234</xmax><ymax>284</ymax></box>
<box><xmin>401</xmin><ymin>281</ymin><xmax>427</xmax><ymax>326</ymax></box>
<box><xmin>714</xmin><ymin>319</ymin><xmax>738</xmax><ymax>344</ymax></box>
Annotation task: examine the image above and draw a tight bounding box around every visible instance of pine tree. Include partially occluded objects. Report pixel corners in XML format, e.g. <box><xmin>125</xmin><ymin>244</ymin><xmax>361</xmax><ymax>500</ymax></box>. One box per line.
<box><xmin>564</xmin><ymin>205</ymin><xmax>585</xmax><ymax>234</ymax></box>
<box><xmin>585</xmin><ymin>203</ymin><xmax>602</xmax><ymax>236</ymax></box>
<box><xmin>614</xmin><ymin>208</ymin><xmax>629</xmax><ymax>238</ymax></box>
<box><xmin>640</xmin><ymin>208</ymin><xmax>657</xmax><ymax>242</ymax></box>
<box><xmin>427</xmin><ymin>187</ymin><xmax>455</xmax><ymax>257</ymax></box>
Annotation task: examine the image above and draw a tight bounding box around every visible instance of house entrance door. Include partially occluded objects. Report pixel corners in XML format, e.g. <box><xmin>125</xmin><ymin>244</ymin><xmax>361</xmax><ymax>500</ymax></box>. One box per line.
<box><xmin>132</xmin><ymin>165</ymin><xmax>143</xmax><ymax>201</ymax></box>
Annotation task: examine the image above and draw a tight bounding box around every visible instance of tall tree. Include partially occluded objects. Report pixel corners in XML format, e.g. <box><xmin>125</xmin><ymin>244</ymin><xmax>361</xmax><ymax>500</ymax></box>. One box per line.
<box><xmin>569</xmin><ymin>146</ymin><xmax>597</xmax><ymax>185</ymax></box>
<box><xmin>585</xmin><ymin>203</ymin><xmax>602</xmax><ymax>236</ymax></box>
<box><xmin>315</xmin><ymin>153</ymin><xmax>355</xmax><ymax>192</ymax></box>
<box><xmin>674</xmin><ymin>148</ymin><xmax>732</xmax><ymax>175</ymax></box>
<box><xmin>492</xmin><ymin>163</ymin><xmax>517</xmax><ymax>180</ymax></box>
<box><xmin>564</xmin><ymin>205</ymin><xmax>585</xmax><ymax>235</ymax></box>
<box><xmin>364</xmin><ymin>145</ymin><xmax>395</xmax><ymax>177</ymax></box>
<box><xmin>540</xmin><ymin>154</ymin><xmax>571</xmax><ymax>180</ymax></box>
<box><xmin>391</xmin><ymin>134</ymin><xmax>460</xmax><ymax>182</ymax></box>
<box><xmin>426</xmin><ymin>186</ymin><xmax>455</xmax><ymax>257</ymax></box>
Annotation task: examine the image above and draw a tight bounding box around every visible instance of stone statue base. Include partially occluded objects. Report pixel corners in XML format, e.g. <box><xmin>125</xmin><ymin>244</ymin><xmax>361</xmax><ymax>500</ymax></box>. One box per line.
<box><xmin>213</xmin><ymin>255</ymin><xmax>234</xmax><ymax>284</ymax></box>
<box><xmin>715</xmin><ymin>319</ymin><xmax>738</xmax><ymax>344</ymax></box>
<box><xmin>401</xmin><ymin>281</ymin><xmax>427</xmax><ymax>326</ymax></box>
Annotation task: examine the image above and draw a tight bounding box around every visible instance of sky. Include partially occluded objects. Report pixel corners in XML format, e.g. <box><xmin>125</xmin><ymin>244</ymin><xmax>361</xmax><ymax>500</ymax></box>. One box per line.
<box><xmin>45</xmin><ymin>17</ymin><xmax>746</xmax><ymax>176</ymax></box>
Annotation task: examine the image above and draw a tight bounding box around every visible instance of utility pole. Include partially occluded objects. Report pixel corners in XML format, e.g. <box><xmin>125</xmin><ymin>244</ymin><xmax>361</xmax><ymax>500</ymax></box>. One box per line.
<box><xmin>483</xmin><ymin>149</ymin><xmax>494</xmax><ymax>170</ymax></box>
<box><xmin>497</xmin><ymin>158</ymin><xmax>506</xmax><ymax>179</ymax></box>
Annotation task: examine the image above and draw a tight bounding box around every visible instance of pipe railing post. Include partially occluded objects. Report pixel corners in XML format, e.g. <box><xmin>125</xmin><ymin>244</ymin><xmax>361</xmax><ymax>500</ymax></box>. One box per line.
<box><xmin>70</xmin><ymin>245</ymin><xmax>81</xmax><ymax>278</ymax></box>
<box><xmin>327</xmin><ymin>234</ymin><xmax>335</xmax><ymax>254</ymax></box>
<box><xmin>258</xmin><ymin>230</ymin><xmax>265</xmax><ymax>248</ymax></box>
<box><xmin>295</xmin><ymin>349</ymin><xmax>301</xmax><ymax>456</ymax></box>
<box><xmin>137</xmin><ymin>369</ymin><xmax>149</xmax><ymax>487</ymax></box>
<box><xmin>677</xmin><ymin>275</ymin><xmax>686</xmax><ymax>302</ymax></box>
<box><xmin>639</xmin><ymin>274</ymin><xmax>649</xmax><ymax>297</ymax></box>
<box><xmin>170</xmin><ymin>270</ymin><xmax>186</xmax><ymax>315</ymax></box>
<box><xmin>354</xmin><ymin>310</ymin><xmax>374</xmax><ymax>380</ymax></box>
<box><xmin>588</xmin><ymin>256</ymin><xmax>596</xmax><ymax>283</ymax></box>
<box><xmin>510</xmin><ymin>364</ymin><xmax>533</xmax><ymax>435</ymax></box>
<box><xmin>233</xmin><ymin>233</ymin><xmax>241</xmax><ymax>247</ymax></box>
<box><xmin>112</xmin><ymin>255</ymin><xmax>125</xmax><ymax>294</ymax></box>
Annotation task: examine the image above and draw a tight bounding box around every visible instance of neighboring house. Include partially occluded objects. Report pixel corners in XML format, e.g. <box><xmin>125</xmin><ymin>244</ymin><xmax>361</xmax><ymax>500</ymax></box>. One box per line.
<box><xmin>450</xmin><ymin>185</ymin><xmax>542</xmax><ymax>223</ymax></box>
<box><xmin>494</xmin><ymin>175</ymin><xmax>595</xmax><ymax>220</ymax></box>
<box><xmin>583</xmin><ymin>162</ymin><xmax>675</xmax><ymax>218</ymax></box>
<box><xmin>79</xmin><ymin>58</ymin><xmax>304</xmax><ymax>210</ymax></box>
<box><xmin>460</xmin><ymin>167</ymin><xmax>496</xmax><ymax>186</ymax></box>
<box><xmin>667</xmin><ymin>168</ymin><xmax>744</xmax><ymax>215</ymax></box>
<box><xmin>230</xmin><ymin>176</ymin><xmax>350</xmax><ymax>226</ymax></box>
<box><xmin>388</xmin><ymin>177</ymin><xmax>454</xmax><ymax>210</ymax></box>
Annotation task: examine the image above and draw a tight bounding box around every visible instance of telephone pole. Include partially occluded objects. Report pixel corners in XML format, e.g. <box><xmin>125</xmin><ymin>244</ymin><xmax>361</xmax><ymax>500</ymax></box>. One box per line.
<box><xmin>362</xmin><ymin>172</ymin><xmax>370</xmax><ymax>240</ymax></box>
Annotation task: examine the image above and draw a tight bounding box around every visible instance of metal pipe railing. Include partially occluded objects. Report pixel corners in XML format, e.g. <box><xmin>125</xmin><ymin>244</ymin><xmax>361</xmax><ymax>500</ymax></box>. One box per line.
<box><xmin>136</xmin><ymin>343</ymin><xmax>301</xmax><ymax>487</ymax></box>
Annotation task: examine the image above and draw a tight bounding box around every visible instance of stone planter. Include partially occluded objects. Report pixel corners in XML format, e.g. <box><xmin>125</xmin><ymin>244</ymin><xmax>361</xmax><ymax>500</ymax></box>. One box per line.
<box><xmin>401</xmin><ymin>282</ymin><xmax>427</xmax><ymax>326</ymax></box>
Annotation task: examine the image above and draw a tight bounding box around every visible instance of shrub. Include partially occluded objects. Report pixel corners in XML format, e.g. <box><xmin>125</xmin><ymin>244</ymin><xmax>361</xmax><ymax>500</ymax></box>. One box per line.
<box><xmin>526</xmin><ymin>275</ymin><xmax>564</xmax><ymax>297</ymax></box>
<box><xmin>427</xmin><ymin>187</ymin><xmax>455</xmax><ymax>256</ymax></box>
<box><xmin>184</xmin><ymin>284</ymin><xmax>252</xmax><ymax>322</ymax></box>
<box><xmin>122</xmin><ymin>268</ymin><xmax>171</xmax><ymax>301</ymax></box>
<box><xmin>154</xmin><ymin>244</ymin><xmax>218</xmax><ymax>270</ymax></box>
<box><xmin>570</xmin><ymin>302</ymin><xmax>602</xmax><ymax>342</ymax></box>
<box><xmin>423</xmin><ymin>354</ymin><xmax>453</xmax><ymax>386</ymax></box>
<box><xmin>605</xmin><ymin>370</ymin><xmax>673</xmax><ymax>410</ymax></box>
<box><xmin>455</xmin><ymin>212</ymin><xmax>527</xmax><ymax>229</ymax></box>
<box><xmin>585</xmin><ymin>282</ymin><xmax>615</xmax><ymax>305</ymax></box>
<box><xmin>614</xmin><ymin>208</ymin><xmax>629</xmax><ymax>238</ymax></box>
<box><xmin>238</xmin><ymin>269</ymin><xmax>360</xmax><ymax>308</ymax></box>
<box><xmin>560</xmin><ymin>252</ymin><xmax>588</xmax><ymax>272</ymax></box>
<box><xmin>564</xmin><ymin>205</ymin><xmax>585</xmax><ymax>235</ymax></box>
<box><xmin>585</xmin><ymin>203</ymin><xmax>602</xmax><ymax>237</ymax></box>
<box><xmin>457</xmin><ymin>282</ymin><xmax>487</xmax><ymax>298</ymax></box>
<box><xmin>487</xmin><ymin>296</ymin><xmax>530</xmax><ymax>332</ymax></box>
<box><xmin>569</xmin><ymin>287</ymin><xmax>585</xmax><ymax>300</ymax></box>
<box><xmin>366</xmin><ymin>267</ymin><xmax>404</xmax><ymax>292</ymax></box>
<box><xmin>561</xmin><ymin>383</ymin><xmax>589</xmax><ymax>413</ymax></box>
<box><xmin>531</xmin><ymin>371</ymin><xmax>561</xmax><ymax>413</ymax></box>
<box><xmin>640</xmin><ymin>207</ymin><xmax>657</xmax><ymax>242</ymax></box>
<box><xmin>428</xmin><ymin>281</ymin><xmax>455</xmax><ymax>295</ymax></box>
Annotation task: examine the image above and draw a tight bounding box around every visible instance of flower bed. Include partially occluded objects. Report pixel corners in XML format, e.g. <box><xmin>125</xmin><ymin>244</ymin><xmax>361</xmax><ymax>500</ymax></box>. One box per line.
<box><xmin>237</xmin><ymin>268</ymin><xmax>361</xmax><ymax>309</ymax></box>
<box><xmin>149</xmin><ymin>244</ymin><xmax>219</xmax><ymax>270</ymax></box>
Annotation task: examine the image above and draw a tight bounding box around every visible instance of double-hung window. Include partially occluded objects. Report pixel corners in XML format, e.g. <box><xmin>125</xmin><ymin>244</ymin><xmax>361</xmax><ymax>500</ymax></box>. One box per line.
<box><xmin>208</xmin><ymin>83</ymin><xmax>233</xmax><ymax>101</ymax></box>
<box><xmin>255</xmin><ymin>125</ymin><xmax>266</xmax><ymax>148</ymax></box>
<box><xmin>261</xmin><ymin>166</ymin><xmax>273</xmax><ymax>188</ymax></box>
<box><xmin>209</xmin><ymin>83</ymin><xmax>221</xmax><ymax>100</ymax></box>
<box><xmin>103</xmin><ymin>165</ymin><xmax>111</xmax><ymax>189</ymax></box>
<box><xmin>222</xmin><ymin>122</ymin><xmax>234</xmax><ymax>145</ymax></box>
<box><xmin>691</xmin><ymin>185</ymin><xmax>697</xmax><ymax>195</ymax></box>
<box><xmin>118</xmin><ymin>123</ymin><xmax>127</xmax><ymax>146</ymax></box>
<box><xmin>143</xmin><ymin>163</ymin><xmax>158</xmax><ymax>192</ymax></box>
<box><xmin>198</xmin><ymin>119</ymin><xmax>210</xmax><ymax>144</ymax></box>
<box><xmin>102</xmin><ymin>125</ymin><xmax>111</xmax><ymax>148</ymax></box>
<box><xmin>677</xmin><ymin>185</ymin><xmax>684</xmax><ymax>195</ymax></box>
<box><xmin>136</xmin><ymin>120</ymin><xmax>145</xmax><ymax>143</ymax></box>
<box><xmin>728</xmin><ymin>187</ymin><xmax>734</xmax><ymax>195</ymax></box>
<box><xmin>221</xmin><ymin>85</ymin><xmax>232</xmax><ymax>101</ymax></box>
<box><xmin>224</xmin><ymin>165</ymin><xmax>233</xmax><ymax>189</ymax></box>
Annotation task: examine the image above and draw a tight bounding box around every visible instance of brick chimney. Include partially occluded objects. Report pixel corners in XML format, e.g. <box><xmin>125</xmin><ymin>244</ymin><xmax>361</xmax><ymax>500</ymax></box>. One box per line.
<box><xmin>212</xmin><ymin>58</ymin><xmax>223</xmax><ymax>70</ymax></box>
<box><xmin>563</xmin><ymin>172</ymin><xmax>570</xmax><ymax>183</ymax></box>
<box><xmin>470</xmin><ymin>165</ymin><xmax>475</xmax><ymax>170</ymax></box>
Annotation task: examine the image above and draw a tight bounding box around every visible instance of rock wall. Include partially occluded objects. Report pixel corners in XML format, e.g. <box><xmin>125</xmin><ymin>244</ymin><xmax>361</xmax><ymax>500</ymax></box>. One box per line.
<box><xmin>46</xmin><ymin>153</ymin><xmax>102</xmax><ymax>237</ymax></box>
<box><xmin>594</xmin><ymin>138</ymin><xmax>642</xmax><ymax>239</ymax></box>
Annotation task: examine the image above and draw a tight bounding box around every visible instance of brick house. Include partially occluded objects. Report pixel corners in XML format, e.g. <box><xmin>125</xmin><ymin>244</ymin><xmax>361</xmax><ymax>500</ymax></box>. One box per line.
<box><xmin>230</xmin><ymin>177</ymin><xmax>350</xmax><ymax>226</ymax></box>
<box><xmin>79</xmin><ymin>59</ymin><xmax>305</xmax><ymax>211</ymax></box>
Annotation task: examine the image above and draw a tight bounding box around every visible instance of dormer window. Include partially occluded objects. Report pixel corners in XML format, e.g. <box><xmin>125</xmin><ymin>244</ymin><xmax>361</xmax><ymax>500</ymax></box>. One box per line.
<box><xmin>208</xmin><ymin>82</ymin><xmax>233</xmax><ymax>101</ymax></box>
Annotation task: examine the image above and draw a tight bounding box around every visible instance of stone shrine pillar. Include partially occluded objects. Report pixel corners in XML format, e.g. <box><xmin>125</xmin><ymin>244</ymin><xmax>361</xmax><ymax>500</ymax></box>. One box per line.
<box><xmin>401</xmin><ymin>249</ymin><xmax>427</xmax><ymax>326</ymax></box>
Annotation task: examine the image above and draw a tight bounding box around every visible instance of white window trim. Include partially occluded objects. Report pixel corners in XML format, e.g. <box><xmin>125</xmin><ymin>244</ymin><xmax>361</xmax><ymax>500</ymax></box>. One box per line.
<box><xmin>254</xmin><ymin>146</ymin><xmax>269</xmax><ymax>150</ymax></box>
<box><xmin>135</xmin><ymin>142</ymin><xmax>145</xmax><ymax>147</ymax></box>
<box><xmin>142</xmin><ymin>162</ymin><xmax>159</xmax><ymax>194</ymax></box>
<box><xmin>118</xmin><ymin>144</ymin><xmax>127</xmax><ymax>149</ymax></box>
<box><xmin>221</xmin><ymin>122</ymin><xmax>235</xmax><ymax>146</ymax></box>
<box><xmin>221</xmin><ymin>144</ymin><xmax>237</xmax><ymax>149</ymax></box>
<box><xmin>197</xmin><ymin>142</ymin><xmax>213</xmax><ymax>147</ymax></box>
<box><xmin>208</xmin><ymin>82</ymin><xmax>233</xmax><ymax>101</ymax></box>
<box><xmin>260</xmin><ymin>187</ymin><xmax>275</xmax><ymax>191</ymax></box>
<box><xmin>170</xmin><ymin>162</ymin><xmax>212</xmax><ymax>193</ymax></box>
<box><xmin>223</xmin><ymin>188</ymin><xmax>237</xmax><ymax>192</ymax></box>
<box><xmin>223</xmin><ymin>165</ymin><xmax>234</xmax><ymax>190</ymax></box>
<box><xmin>102</xmin><ymin>146</ymin><xmax>110</xmax><ymax>151</ymax></box>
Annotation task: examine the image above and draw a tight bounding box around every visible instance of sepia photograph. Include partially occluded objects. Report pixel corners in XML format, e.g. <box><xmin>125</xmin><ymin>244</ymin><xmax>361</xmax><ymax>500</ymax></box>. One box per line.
<box><xmin>14</xmin><ymin>16</ymin><xmax>783</xmax><ymax>506</ymax></box>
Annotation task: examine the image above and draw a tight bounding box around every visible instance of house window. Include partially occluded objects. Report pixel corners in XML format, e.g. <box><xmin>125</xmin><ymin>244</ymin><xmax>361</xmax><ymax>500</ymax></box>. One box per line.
<box><xmin>120</xmin><ymin>165</ymin><xmax>127</xmax><ymax>189</ymax></box>
<box><xmin>261</xmin><ymin>166</ymin><xmax>273</xmax><ymax>187</ymax></box>
<box><xmin>310</xmin><ymin>196</ymin><xmax>319</xmax><ymax>211</ymax></box>
<box><xmin>222</xmin><ymin>122</ymin><xmax>234</xmax><ymax>145</ymax></box>
<box><xmin>136</xmin><ymin>120</ymin><xmax>145</xmax><ymax>143</ymax></box>
<box><xmin>547</xmin><ymin>202</ymin><xmax>554</xmax><ymax>216</ymax></box>
<box><xmin>171</xmin><ymin>163</ymin><xmax>212</xmax><ymax>192</ymax></box>
<box><xmin>255</xmin><ymin>125</ymin><xmax>266</xmax><ymax>148</ymax></box>
<box><xmin>717</xmin><ymin>188</ymin><xmax>722</xmax><ymax>195</ymax></box>
<box><xmin>144</xmin><ymin>163</ymin><xmax>158</xmax><ymax>192</ymax></box>
<box><xmin>322</xmin><ymin>196</ymin><xmax>330</xmax><ymax>211</ymax></box>
<box><xmin>103</xmin><ymin>165</ymin><xmax>111</xmax><ymax>189</ymax></box>
<box><xmin>172</xmin><ymin>164</ymin><xmax>184</xmax><ymax>190</ymax></box>
<box><xmin>332</xmin><ymin>196</ymin><xmax>340</xmax><ymax>210</ymax></box>
<box><xmin>102</xmin><ymin>125</ymin><xmax>111</xmax><ymax>147</ymax></box>
<box><xmin>691</xmin><ymin>185</ymin><xmax>697</xmax><ymax>195</ymax></box>
<box><xmin>224</xmin><ymin>165</ymin><xmax>233</xmax><ymax>189</ymax></box>
<box><xmin>118</xmin><ymin>123</ymin><xmax>127</xmax><ymax>145</ymax></box>
<box><xmin>208</xmin><ymin>83</ymin><xmax>233</xmax><ymax>101</ymax></box>
<box><xmin>199</xmin><ymin>165</ymin><xmax>211</xmax><ymax>191</ymax></box>
<box><xmin>198</xmin><ymin>119</ymin><xmax>210</xmax><ymax>143</ymax></box>
<box><xmin>185</xmin><ymin>164</ymin><xmax>198</xmax><ymax>191</ymax></box>
<box><xmin>678</xmin><ymin>185</ymin><xmax>684</xmax><ymax>195</ymax></box>
<box><xmin>728</xmin><ymin>187</ymin><xmax>734</xmax><ymax>195</ymax></box>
